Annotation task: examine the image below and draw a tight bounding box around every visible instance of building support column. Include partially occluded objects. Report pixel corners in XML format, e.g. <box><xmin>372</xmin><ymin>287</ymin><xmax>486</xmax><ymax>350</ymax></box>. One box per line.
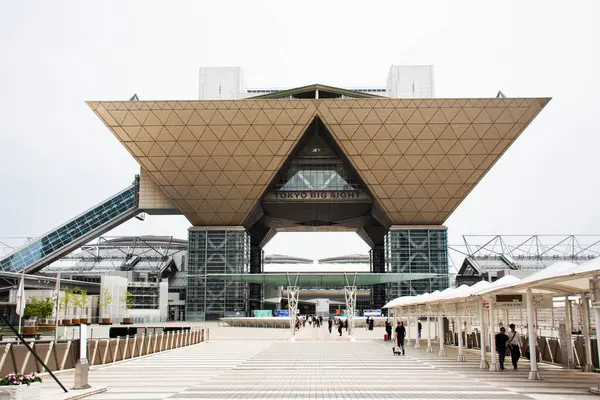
<box><xmin>438</xmin><ymin>316</ymin><xmax>446</xmax><ymax>356</ymax></box>
<box><xmin>407</xmin><ymin>316</ymin><xmax>412</xmax><ymax>346</ymax></box>
<box><xmin>427</xmin><ymin>316</ymin><xmax>433</xmax><ymax>353</ymax></box>
<box><xmin>456</xmin><ymin>316</ymin><xmax>465</xmax><ymax>362</ymax></box>
<box><xmin>489</xmin><ymin>298</ymin><xmax>499</xmax><ymax>372</ymax></box>
<box><xmin>581</xmin><ymin>293</ymin><xmax>594</xmax><ymax>372</ymax></box>
<box><xmin>478</xmin><ymin>299</ymin><xmax>489</xmax><ymax>369</ymax></box>
<box><xmin>526</xmin><ymin>288</ymin><xmax>541</xmax><ymax>380</ymax></box>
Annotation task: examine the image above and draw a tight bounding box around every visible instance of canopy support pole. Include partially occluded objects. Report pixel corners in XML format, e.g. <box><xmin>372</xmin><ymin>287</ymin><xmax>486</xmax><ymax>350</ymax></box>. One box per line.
<box><xmin>581</xmin><ymin>293</ymin><xmax>594</xmax><ymax>372</ymax></box>
<box><xmin>287</xmin><ymin>285</ymin><xmax>299</xmax><ymax>342</ymax></box>
<box><xmin>344</xmin><ymin>285</ymin><xmax>357</xmax><ymax>342</ymax></box>
<box><xmin>426</xmin><ymin>315</ymin><xmax>433</xmax><ymax>353</ymax></box>
<box><xmin>414</xmin><ymin>317</ymin><xmax>421</xmax><ymax>349</ymax></box>
<box><xmin>438</xmin><ymin>316</ymin><xmax>446</xmax><ymax>356</ymax></box>
<box><xmin>407</xmin><ymin>316</ymin><xmax>412</xmax><ymax>346</ymax></box>
<box><xmin>478</xmin><ymin>299</ymin><xmax>489</xmax><ymax>369</ymax></box>
<box><xmin>489</xmin><ymin>298</ymin><xmax>499</xmax><ymax>372</ymax></box>
<box><xmin>564</xmin><ymin>296</ymin><xmax>575</xmax><ymax>368</ymax></box>
<box><xmin>526</xmin><ymin>288</ymin><xmax>541</xmax><ymax>380</ymax></box>
<box><xmin>456</xmin><ymin>316</ymin><xmax>465</xmax><ymax>362</ymax></box>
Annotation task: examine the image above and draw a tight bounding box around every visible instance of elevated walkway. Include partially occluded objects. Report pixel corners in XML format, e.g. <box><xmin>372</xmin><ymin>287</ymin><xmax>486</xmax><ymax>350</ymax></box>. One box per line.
<box><xmin>0</xmin><ymin>181</ymin><xmax>140</xmax><ymax>274</ymax></box>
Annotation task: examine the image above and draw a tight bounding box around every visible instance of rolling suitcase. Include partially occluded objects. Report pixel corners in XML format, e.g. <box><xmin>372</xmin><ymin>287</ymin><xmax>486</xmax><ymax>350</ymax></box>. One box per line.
<box><xmin>384</xmin><ymin>333</ymin><xmax>388</xmax><ymax>341</ymax></box>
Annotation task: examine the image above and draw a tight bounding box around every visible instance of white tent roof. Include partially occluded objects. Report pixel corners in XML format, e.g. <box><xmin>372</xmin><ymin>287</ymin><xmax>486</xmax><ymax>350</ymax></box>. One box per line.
<box><xmin>384</xmin><ymin>257</ymin><xmax>600</xmax><ymax>311</ymax></box>
<box><xmin>384</xmin><ymin>276</ymin><xmax>522</xmax><ymax>309</ymax></box>
<box><xmin>489</xmin><ymin>259</ymin><xmax>599</xmax><ymax>295</ymax></box>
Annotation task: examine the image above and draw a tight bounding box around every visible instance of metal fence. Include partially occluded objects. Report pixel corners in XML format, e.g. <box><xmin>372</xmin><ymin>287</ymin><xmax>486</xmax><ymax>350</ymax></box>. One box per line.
<box><xmin>446</xmin><ymin>331</ymin><xmax>597</xmax><ymax>369</ymax></box>
<box><xmin>0</xmin><ymin>327</ymin><xmax>207</xmax><ymax>376</ymax></box>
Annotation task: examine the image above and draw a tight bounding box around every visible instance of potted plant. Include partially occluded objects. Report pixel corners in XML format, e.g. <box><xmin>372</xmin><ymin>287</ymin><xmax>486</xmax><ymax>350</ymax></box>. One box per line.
<box><xmin>0</xmin><ymin>372</ymin><xmax>42</xmax><ymax>400</ymax></box>
<box><xmin>71</xmin><ymin>288</ymin><xmax>89</xmax><ymax>324</ymax></box>
<box><xmin>59</xmin><ymin>287</ymin><xmax>73</xmax><ymax>326</ymax></box>
<box><xmin>99</xmin><ymin>288</ymin><xmax>113</xmax><ymax>325</ymax></box>
<box><xmin>121</xmin><ymin>291</ymin><xmax>134</xmax><ymax>324</ymax></box>
<box><xmin>34</xmin><ymin>297</ymin><xmax>54</xmax><ymax>332</ymax></box>
<box><xmin>22</xmin><ymin>299</ymin><xmax>38</xmax><ymax>337</ymax></box>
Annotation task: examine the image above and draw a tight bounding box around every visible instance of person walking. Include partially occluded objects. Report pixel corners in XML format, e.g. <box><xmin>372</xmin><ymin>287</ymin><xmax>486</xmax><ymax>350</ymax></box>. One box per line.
<box><xmin>319</xmin><ymin>315</ymin><xmax>323</xmax><ymax>327</ymax></box>
<box><xmin>394</xmin><ymin>321</ymin><xmax>406</xmax><ymax>355</ymax></box>
<box><xmin>507</xmin><ymin>323</ymin><xmax>522</xmax><ymax>369</ymax></box>
<box><xmin>344</xmin><ymin>318</ymin><xmax>349</xmax><ymax>332</ymax></box>
<box><xmin>495</xmin><ymin>326</ymin><xmax>509</xmax><ymax>370</ymax></box>
<box><xmin>385</xmin><ymin>320</ymin><xmax>392</xmax><ymax>341</ymax></box>
<box><xmin>338</xmin><ymin>319</ymin><xmax>343</xmax><ymax>336</ymax></box>
<box><xmin>366</xmin><ymin>316</ymin><xmax>370</xmax><ymax>330</ymax></box>
<box><xmin>328</xmin><ymin>318</ymin><xmax>332</xmax><ymax>333</ymax></box>
<box><xmin>418</xmin><ymin>321</ymin><xmax>422</xmax><ymax>339</ymax></box>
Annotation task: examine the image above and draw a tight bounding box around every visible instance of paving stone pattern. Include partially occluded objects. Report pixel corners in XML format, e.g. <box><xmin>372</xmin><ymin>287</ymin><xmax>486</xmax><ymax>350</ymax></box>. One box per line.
<box><xmin>40</xmin><ymin>324</ymin><xmax>600</xmax><ymax>400</ymax></box>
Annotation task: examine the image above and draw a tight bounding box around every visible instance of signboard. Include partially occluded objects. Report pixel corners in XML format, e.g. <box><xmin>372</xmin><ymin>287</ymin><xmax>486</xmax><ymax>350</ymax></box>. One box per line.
<box><xmin>316</xmin><ymin>299</ymin><xmax>330</xmax><ymax>313</ymax></box>
<box><xmin>530</xmin><ymin>293</ymin><xmax>552</xmax><ymax>308</ymax></box>
<box><xmin>493</xmin><ymin>293</ymin><xmax>553</xmax><ymax>309</ymax></box>
<box><xmin>253</xmin><ymin>310</ymin><xmax>272</xmax><ymax>318</ymax></box>
<box><xmin>363</xmin><ymin>309</ymin><xmax>382</xmax><ymax>317</ymax></box>
<box><xmin>482</xmin><ymin>300</ymin><xmax>489</xmax><ymax>309</ymax></box>
<box><xmin>276</xmin><ymin>310</ymin><xmax>289</xmax><ymax>317</ymax></box>
<box><xmin>495</xmin><ymin>294</ymin><xmax>523</xmax><ymax>309</ymax></box>
<box><xmin>265</xmin><ymin>190</ymin><xmax>369</xmax><ymax>202</ymax></box>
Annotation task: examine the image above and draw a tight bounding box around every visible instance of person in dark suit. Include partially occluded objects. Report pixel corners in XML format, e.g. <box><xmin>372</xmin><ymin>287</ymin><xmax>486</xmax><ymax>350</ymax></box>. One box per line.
<box><xmin>495</xmin><ymin>326</ymin><xmax>509</xmax><ymax>370</ymax></box>
<box><xmin>385</xmin><ymin>320</ymin><xmax>392</xmax><ymax>341</ymax></box>
<box><xmin>394</xmin><ymin>321</ymin><xmax>406</xmax><ymax>355</ymax></box>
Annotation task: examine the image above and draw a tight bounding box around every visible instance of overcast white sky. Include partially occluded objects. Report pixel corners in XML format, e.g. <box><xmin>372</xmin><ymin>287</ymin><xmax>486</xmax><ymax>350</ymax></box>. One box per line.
<box><xmin>1</xmin><ymin>1</ymin><xmax>599</xmax><ymax>270</ymax></box>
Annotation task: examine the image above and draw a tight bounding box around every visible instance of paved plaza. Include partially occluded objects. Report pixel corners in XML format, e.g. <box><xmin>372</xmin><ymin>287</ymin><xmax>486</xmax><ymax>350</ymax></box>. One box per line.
<box><xmin>41</xmin><ymin>323</ymin><xmax>600</xmax><ymax>400</ymax></box>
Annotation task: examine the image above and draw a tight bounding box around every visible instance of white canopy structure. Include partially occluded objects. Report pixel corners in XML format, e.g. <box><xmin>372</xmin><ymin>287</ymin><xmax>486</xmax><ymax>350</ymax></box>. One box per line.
<box><xmin>384</xmin><ymin>257</ymin><xmax>600</xmax><ymax>381</ymax></box>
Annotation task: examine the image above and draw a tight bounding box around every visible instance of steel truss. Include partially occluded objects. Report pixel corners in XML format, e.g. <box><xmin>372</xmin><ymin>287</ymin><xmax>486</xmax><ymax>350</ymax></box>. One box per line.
<box><xmin>450</xmin><ymin>235</ymin><xmax>600</xmax><ymax>270</ymax></box>
<box><xmin>286</xmin><ymin>273</ymin><xmax>300</xmax><ymax>341</ymax></box>
<box><xmin>343</xmin><ymin>272</ymin><xmax>358</xmax><ymax>341</ymax></box>
<box><xmin>344</xmin><ymin>286</ymin><xmax>357</xmax><ymax>341</ymax></box>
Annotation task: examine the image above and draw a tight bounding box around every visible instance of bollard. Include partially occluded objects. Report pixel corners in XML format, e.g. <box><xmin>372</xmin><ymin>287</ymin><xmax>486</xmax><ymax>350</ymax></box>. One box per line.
<box><xmin>73</xmin><ymin>359</ymin><xmax>91</xmax><ymax>390</ymax></box>
<box><xmin>72</xmin><ymin>324</ymin><xmax>91</xmax><ymax>390</ymax></box>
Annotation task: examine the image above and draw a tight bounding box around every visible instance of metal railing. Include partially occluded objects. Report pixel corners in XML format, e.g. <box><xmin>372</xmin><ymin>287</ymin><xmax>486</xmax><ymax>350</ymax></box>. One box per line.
<box><xmin>0</xmin><ymin>327</ymin><xmax>207</xmax><ymax>375</ymax></box>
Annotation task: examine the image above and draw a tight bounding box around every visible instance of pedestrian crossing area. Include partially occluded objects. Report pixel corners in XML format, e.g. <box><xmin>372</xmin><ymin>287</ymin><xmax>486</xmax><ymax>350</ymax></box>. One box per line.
<box><xmin>40</xmin><ymin>325</ymin><xmax>600</xmax><ymax>400</ymax></box>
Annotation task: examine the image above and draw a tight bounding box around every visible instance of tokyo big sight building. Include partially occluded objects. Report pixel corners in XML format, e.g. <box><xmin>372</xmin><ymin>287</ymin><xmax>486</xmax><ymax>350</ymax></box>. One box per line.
<box><xmin>0</xmin><ymin>66</ymin><xmax>549</xmax><ymax>320</ymax></box>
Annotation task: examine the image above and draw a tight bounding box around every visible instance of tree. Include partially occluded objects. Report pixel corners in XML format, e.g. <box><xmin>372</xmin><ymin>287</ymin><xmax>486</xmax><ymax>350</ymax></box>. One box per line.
<box><xmin>99</xmin><ymin>288</ymin><xmax>113</xmax><ymax>318</ymax></box>
<box><xmin>37</xmin><ymin>297</ymin><xmax>54</xmax><ymax>320</ymax></box>
<box><xmin>59</xmin><ymin>287</ymin><xmax>73</xmax><ymax>319</ymax></box>
<box><xmin>23</xmin><ymin>297</ymin><xmax>38</xmax><ymax>320</ymax></box>
<box><xmin>23</xmin><ymin>297</ymin><xmax>53</xmax><ymax>321</ymax></box>
<box><xmin>120</xmin><ymin>291</ymin><xmax>134</xmax><ymax>316</ymax></box>
<box><xmin>71</xmin><ymin>288</ymin><xmax>88</xmax><ymax>318</ymax></box>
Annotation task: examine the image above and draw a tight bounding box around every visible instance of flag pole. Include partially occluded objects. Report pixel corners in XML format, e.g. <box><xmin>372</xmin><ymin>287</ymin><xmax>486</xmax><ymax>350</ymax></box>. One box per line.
<box><xmin>54</xmin><ymin>272</ymin><xmax>60</xmax><ymax>340</ymax></box>
<box><xmin>16</xmin><ymin>268</ymin><xmax>26</xmax><ymax>345</ymax></box>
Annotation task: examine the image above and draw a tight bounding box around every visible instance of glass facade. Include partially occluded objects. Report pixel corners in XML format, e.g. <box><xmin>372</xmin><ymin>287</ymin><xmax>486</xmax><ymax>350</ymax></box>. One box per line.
<box><xmin>384</xmin><ymin>228</ymin><xmax>449</xmax><ymax>300</ymax></box>
<box><xmin>277</xmin><ymin>165</ymin><xmax>357</xmax><ymax>191</ymax></box>
<box><xmin>272</xmin><ymin>126</ymin><xmax>362</xmax><ymax>193</ymax></box>
<box><xmin>186</xmin><ymin>229</ymin><xmax>250</xmax><ymax>321</ymax></box>
<box><xmin>0</xmin><ymin>185</ymin><xmax>137</xmax><ymax>273</ymax></box>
